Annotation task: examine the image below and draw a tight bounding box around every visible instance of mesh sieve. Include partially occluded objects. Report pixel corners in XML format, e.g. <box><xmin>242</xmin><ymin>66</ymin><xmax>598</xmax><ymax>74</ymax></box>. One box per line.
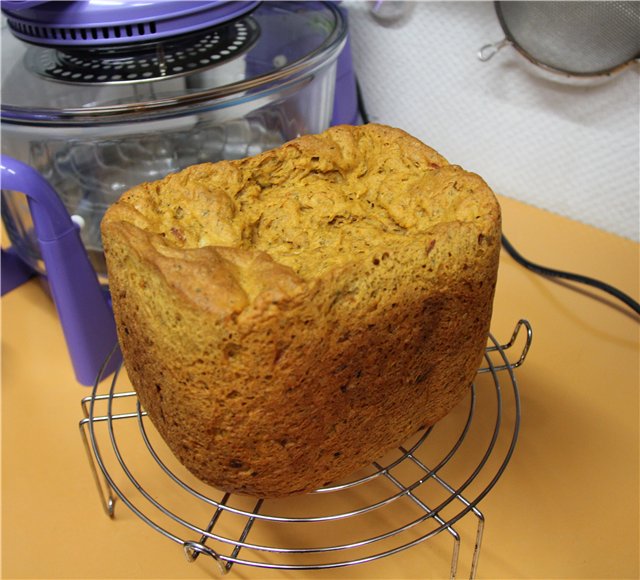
<box><xmin>481</xmin><ymin>1</ymin><xmax>640</xmax><ymax>77</ymax></box>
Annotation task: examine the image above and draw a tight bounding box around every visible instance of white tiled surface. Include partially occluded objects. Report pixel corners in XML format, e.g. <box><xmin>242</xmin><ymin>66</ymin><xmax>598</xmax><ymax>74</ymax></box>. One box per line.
<box><xmin>345</xmin><ymin>1</ymin><xmax>640</xmax><ymax>241</ymax></box>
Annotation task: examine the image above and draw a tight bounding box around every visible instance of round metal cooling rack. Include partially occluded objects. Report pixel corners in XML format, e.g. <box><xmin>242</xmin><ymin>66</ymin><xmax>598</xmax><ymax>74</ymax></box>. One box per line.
<box><xmin>80</xmin><ymin>319</ymin><xmax>532</xmax><ymax>579</ymax></box>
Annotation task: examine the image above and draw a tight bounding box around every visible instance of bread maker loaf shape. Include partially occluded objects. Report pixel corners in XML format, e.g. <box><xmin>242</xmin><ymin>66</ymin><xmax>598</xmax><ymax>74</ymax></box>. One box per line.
<box><xmin>101</xmin><ymin>123</ymin><xmax>502</xmax><ymax>498</ymax></box>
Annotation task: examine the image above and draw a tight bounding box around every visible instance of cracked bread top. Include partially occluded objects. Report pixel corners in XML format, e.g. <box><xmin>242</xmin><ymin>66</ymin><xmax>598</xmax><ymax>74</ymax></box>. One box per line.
<box><xmin>102</xmin><ymin>123</ymin><xmax>499</xmax><ymax>318</ymax></box>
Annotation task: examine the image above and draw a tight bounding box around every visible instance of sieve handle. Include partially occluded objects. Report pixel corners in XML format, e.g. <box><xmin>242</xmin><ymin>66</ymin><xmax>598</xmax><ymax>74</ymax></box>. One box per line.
<box><xmin>477</xmin><ymin>38</ymin><xmax>510</xmax><ymax>62</ymax></box>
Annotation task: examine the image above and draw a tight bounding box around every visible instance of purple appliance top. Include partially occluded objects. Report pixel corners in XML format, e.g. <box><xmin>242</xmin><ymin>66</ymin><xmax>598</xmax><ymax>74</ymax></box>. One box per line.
<box><xmin>1</xmin><ymin>0</ymin><xmax>260</xmax><ymax>47</ymax></box>
<box><xmin>1</xmin><ymin>1</ymin><xmax>350</xmax><ymax>125</ymax></box>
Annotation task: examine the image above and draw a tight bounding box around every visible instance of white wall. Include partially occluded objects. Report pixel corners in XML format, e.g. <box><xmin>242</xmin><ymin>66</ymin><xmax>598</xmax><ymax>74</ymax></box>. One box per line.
<box><xmin>345</xmin><ymin>1</ymin><xmax>640</xmax><ymax>241</ymax></box>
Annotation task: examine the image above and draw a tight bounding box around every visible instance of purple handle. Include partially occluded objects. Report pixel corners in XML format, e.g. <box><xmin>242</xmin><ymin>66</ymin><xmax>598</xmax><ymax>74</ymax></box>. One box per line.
<box><xmin>331</xmin><ymin>33</ymin><xmax>358</xmax><ymax>126</ymax></box>
<box><xmin>331</xmin><ymin>5</ymin><xmax>358</xmax><ymax>126</ymax></box>
<box><xmin>1</xmin><ymin>155</ymin><xmax>120</xmax><ymax>385</ymax></box>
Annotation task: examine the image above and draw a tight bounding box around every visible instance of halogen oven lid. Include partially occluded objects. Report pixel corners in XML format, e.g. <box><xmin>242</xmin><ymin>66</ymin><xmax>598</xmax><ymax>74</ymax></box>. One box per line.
<box><xmin>0</xmin><ymin>1</ymin><xmax>347</xmax><ymax>125</ymax></box>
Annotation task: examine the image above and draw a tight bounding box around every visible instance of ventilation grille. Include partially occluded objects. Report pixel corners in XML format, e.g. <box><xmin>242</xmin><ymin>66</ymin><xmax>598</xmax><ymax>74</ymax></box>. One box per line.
<box><xmin>8</xmin><ymin>19</ymin><xmax>159</xmax><ymax>45</ymax></box>
<box><xmin>23</xmin><ymin>18</ymin><xmax>260</xmax><ymax>85</ymax></box>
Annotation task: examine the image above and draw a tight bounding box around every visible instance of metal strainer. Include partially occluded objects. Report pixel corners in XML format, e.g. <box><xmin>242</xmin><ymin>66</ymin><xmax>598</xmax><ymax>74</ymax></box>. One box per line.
<box><xmin>478</xmin><ymin>1</ymin><xmax>640</xmax><ymax>78</ymax></box>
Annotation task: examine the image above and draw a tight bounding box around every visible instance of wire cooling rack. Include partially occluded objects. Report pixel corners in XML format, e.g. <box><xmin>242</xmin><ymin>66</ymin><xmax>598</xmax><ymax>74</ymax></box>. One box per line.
<box><xmin>79</xmin><ymin>319</ymin><xmax>532</xmax><ymax>579</ymax></box>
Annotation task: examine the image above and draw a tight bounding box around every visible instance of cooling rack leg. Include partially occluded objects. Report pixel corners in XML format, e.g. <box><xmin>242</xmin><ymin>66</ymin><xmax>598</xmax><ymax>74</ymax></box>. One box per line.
<box><xmin>79</xmin><ymin>418</ymin><xmax>117</xmax><ymax>517</ymax></box>
<box><xmin>397</xmin><ymin>449</ymin><xmax>488</xmax><ymax>580</ymax></box>
<box><xmin>373</xmin><ymin>461</ymin><xmax>461</xmax><ymax>580</ymax></box>
<box><xmin>182</xmin><ymin>495</ymin><xmax>263</xmax><ymax>576</ymax></box>
<box><xmin>224</xmin><ymin>499</ymin><xmax>264</xmax><ymax>573</ymax></box>
<box><xmin>428</xmin><ymin>471</ymin><xmax>485</xmax><ymax>580</ymax></box>
<box><xmin>184</xmin><ymin>493</ymin><xmax>231</xmax><ymax>569</ymax></box>
<box><xmin>430</xmin><ymin>473</ymin><xmax>484</xmax><ymax>580</ymax></box>
<box><xmin>469</xmin><ymin>511</ymin><xmax>485</xmax><ymax>580</ymax></box>
<box><xmin>183</xmin><ymin>541</ymin><xmax>228</xmax><ymax>576</ymax></box>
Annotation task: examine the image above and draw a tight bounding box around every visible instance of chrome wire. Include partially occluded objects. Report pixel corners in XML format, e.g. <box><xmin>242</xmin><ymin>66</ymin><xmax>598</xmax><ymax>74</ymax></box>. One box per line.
<box><xmin>134</xmin><ymin>386</ymin><xmax>477</xmax><ymax>525</ymax></box>
<box><xmin>79</xmin><ymin>320</ymin><xmax>532</xmax><ymax>576</ymax></box>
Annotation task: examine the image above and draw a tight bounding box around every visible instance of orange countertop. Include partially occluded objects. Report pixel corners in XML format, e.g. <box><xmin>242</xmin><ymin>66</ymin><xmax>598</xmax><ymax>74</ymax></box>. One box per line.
<box><xmin>2</xmin><ymin>195</ymin><xmax>639</xmax><ymax>579</ymax></box>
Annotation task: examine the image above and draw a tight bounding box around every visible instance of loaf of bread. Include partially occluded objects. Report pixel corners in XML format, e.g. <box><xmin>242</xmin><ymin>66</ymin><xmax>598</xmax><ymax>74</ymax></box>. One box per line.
<box><xmin>101</xmin><ymin>123</ymin><xmax>501</xmax><ymax>498</ymax></box>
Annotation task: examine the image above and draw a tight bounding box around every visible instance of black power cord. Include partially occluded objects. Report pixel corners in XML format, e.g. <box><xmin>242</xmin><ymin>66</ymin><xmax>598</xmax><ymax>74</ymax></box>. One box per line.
<box><xmin>354</xmin><ymin>79</ymin><xmax>640</xmax><ymax>316</ymax></box>
<box><xmin>501</xmin><ymin>235</ymin><xmax>640</xmax><ymax>315</ymax></box>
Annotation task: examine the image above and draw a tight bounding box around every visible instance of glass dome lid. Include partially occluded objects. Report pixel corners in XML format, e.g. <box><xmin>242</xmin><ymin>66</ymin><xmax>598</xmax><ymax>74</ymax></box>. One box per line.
<box><xmin>0</xmin><ymin>1</ymin><xmax>347</xmax><ymax>125</ymax></box>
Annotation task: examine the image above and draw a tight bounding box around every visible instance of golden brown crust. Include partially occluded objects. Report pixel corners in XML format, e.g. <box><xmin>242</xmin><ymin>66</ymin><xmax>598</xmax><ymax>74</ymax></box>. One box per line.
<box><xmin>101</xmin><ymin>123</ymin><xmax>501</xmax><ymax>497</ymax></box>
